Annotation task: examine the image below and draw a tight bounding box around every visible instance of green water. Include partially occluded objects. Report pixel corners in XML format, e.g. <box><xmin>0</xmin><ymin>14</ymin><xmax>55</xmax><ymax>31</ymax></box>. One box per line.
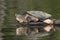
<box><xmin>2</xmin><ymin>0</ymin><xmax>60</xmax><ymax>40</ymax></box>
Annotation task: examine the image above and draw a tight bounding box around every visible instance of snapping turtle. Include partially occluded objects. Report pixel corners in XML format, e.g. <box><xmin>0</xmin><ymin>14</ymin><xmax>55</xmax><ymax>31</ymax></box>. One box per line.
<box><xmin>15</xmin><ymin>11</ymin><xmax>54</xmax><ymax>36</ymax></box>
<box><xmin>15</xmin><ymin>11</ymin><xmax>52</xmax><ymax>23</ymax></box>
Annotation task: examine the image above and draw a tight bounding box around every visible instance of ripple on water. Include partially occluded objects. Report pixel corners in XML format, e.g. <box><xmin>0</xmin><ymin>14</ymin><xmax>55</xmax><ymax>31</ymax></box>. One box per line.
<box><xmin>26</xmin><ymin>32</ymin><xmax>51</xmax><ymax>40</ymax></box>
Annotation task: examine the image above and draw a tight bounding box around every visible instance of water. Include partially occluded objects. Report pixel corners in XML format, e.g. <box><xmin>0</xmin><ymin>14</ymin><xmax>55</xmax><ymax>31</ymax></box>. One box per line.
<box><xmin>2</xmin><ymin>0</ymin><xmax>60</xmax><ymax>40</ymax></box>
<box><xmin>27</xmin><ymin>33</ymin><xmax>50</xmax><ymax>40</ymax></box>
<box><xmin>0</xmin><ymin>0</ymin><xmax>6</xmax><ymax>40</ymax></box>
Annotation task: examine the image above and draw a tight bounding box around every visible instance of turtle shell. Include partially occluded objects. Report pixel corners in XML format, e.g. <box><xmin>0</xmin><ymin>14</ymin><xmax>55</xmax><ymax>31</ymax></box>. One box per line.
<box><xmin>27</xmin><ymin>11</ymin><xmax>52</xmax><ymax>19</ymax></box>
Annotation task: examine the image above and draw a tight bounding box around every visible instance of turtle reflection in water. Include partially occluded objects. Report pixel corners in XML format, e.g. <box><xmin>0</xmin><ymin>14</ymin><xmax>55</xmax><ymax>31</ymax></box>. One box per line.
<box><xmin>15</xmin><ymin>11</ymin><xmax>55</xmax><ymax>36</ymax></box>
<box><xmin>16</xmin><ymin>25</ymin><xmax>54</xmax><ymax>36</ymax></box>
